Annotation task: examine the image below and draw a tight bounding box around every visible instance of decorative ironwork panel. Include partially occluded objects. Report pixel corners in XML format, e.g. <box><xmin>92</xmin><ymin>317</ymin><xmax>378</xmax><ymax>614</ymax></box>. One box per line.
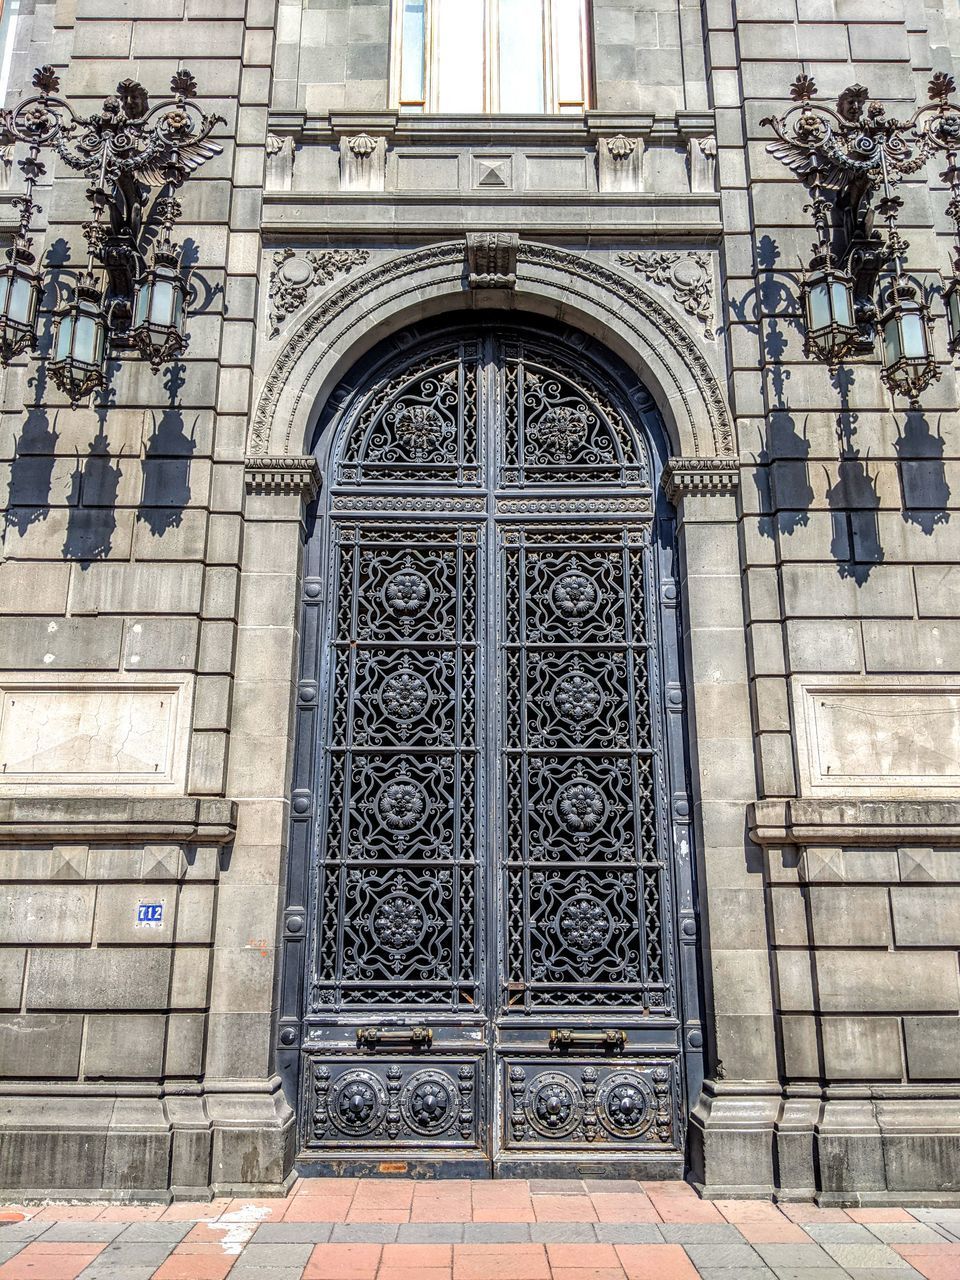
<box><xmin>500</xmin><ymin>339</ymin><xmax>650</xmax><ymax>489</ymax></box>
<box><xmin>337</xmin><ymin>340</ymin><xmax>482</xmax><ymax>486</ymax></box>
<box><xmin>500</xmin><ymin>525</ymin><xmax>671</xmax><ymax>1013</ymax></box>
<box><xmin>502</xmin><ymin>1059</ymin><xmax>679</xmax><ymax>1150</ymax></box>
<box><xmin>305</xmin><ymin>1056</ymin><xmax>484</xmax><ymax>1150</ymax></box>
<box><xmin>312</xmin><ymin>523</ymin><xmax>482</xmax><ymax>1010</ymax></box>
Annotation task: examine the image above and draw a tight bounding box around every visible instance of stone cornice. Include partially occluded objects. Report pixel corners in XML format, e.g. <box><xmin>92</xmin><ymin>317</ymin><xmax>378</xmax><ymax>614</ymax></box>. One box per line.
<box><xmin>0</xmin><ymin>797</ymin><xmax>237</xmax><ymax>844</ymax></box>
<box><xmin>750</xmin><ymin>798</ymin><xmax>960</xmax><ymax>847</ymax></box>
<box><xmin>662</xmin><ymin>457</ymin><xmax>739</xmax><ymax>502</ymax></box>
<box><xmin>244</xmin><ymin>456</ymin><xmax>321</xmax><ymax>500</ymax></box>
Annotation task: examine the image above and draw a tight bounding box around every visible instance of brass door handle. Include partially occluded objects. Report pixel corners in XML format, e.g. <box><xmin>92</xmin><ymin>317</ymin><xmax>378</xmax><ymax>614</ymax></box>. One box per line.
<box><xmin>356</xmin><ymin>1025</ymin><xmax>433</xmax><ymax>1051</ymax></box>
<box><xmin>549</xmin><ymin>1028</ymin><xmax>627</xmax><ymax>1052</ymax></box>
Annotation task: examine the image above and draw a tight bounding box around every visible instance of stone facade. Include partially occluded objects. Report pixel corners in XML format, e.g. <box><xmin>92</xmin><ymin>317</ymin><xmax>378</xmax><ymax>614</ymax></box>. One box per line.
<box><xmin>0</xmin><ymin>0</ymin><xmax>957</xmax><ymax>1202</ymax></box>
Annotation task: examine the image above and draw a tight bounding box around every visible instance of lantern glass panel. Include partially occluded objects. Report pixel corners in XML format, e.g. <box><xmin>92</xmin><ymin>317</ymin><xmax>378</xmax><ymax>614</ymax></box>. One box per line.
<box><xmin>133</xmin><ymin>279</ymin><xmax>150</xmax><ymax>328</ymax></box>
<box><xmin>830</xmin><ymin>278</ymin><xmax>855</xmax><ymax>329</ymax></box>
<box><xmin>807</xmin><ymin>279</ymin><xmax>831</xmax><ymax>333</ymax></box>
<box><xmin>150</xmin><ymin>279</ymin><xmax>175</xmax><ymax>327</ymax></box>
<box><xmin>73</xmin><ymin>313</ymin><xmax>98</xmax><ymax>366</ymax></box>
<box><xmin>882</xmin><ymin>312</ymin><xmax>902</xmax><ymax>369</ymax></box>
<box><xmin>948</xmin><ymin>287</ymin><xmax>960</xmax><ymax>346</ymax></box>
<box><xmin>54</xmin><ymin>313</ymin><xmax>74</xmax><ymax>363</ymax></box>
<box><xmin>900</xmin><ymin>306</ymin><xmax>928</xmax><ymax>360</ymax></box>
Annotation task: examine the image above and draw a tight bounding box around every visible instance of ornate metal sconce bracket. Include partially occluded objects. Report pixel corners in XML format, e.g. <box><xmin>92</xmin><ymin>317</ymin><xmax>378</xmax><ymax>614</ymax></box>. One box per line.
<box><xmin>762</xmin><ymin>72</ymin><xmax>960</xmax><ymax>405</ymax></box>
<box><xmin>0</xmin><ymin>65</ymin><xmax>226</xmax><ymax>405</ymax></box>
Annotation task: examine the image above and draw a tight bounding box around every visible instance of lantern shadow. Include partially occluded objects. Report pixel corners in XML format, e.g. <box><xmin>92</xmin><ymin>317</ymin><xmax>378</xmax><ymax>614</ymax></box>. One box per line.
<box><xmin>824</xmin><ymin>367</ymin><xmax>884</xmax><ymax>584</ymax></box>
<box><xmin>61</xmin><ymin>376</ymin><xmax>121</xmax><ymax>566</ymax></box>
<box><xmin>139</xmin><ymin>361</ymin><xmax>195</xmax><ymax>536</ymax></box>
<box><xmin>894</xmin><ymin>409</ymin><xmax>951</xmax><ymax>534</ymax></box>
<box><xmin>730</xmin><ymin>235</ymin><xmax>815</xmax><ymax>539</ymax></box>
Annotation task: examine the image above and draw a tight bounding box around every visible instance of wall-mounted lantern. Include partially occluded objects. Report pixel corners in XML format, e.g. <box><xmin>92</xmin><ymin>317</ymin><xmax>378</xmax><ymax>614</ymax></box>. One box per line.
<box><xmin>0</xmin><ymin>65</ymin><xmax>224</xmax><ymax>406</ymax></box>
<box><xmin>762</xmin><ymin>72</ymin><xmax>960</xmax><ymax>407</ymax></box>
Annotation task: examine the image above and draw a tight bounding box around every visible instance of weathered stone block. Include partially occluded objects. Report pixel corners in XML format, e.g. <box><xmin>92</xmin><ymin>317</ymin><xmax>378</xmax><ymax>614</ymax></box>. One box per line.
<box><xmin>69</xmin><ymin>563</ymin><xmax>204</xmax><ymax>617</ymax></box>
<box><xmin>801</xmin><ymin>847</ymin><xmax>899</xmax><ymax>884</ymax></box>
<box><xmin>93</xmin><ymin>885</ymin><xmax>176</xmax><ymax>945</ymax></box>
<box><xmin>83</xmin><ymin>1014</ymin><xmax>166</xmax><ymax>1078</ymax></box>
<box><xmin>0</xmin><ymin>950</ymin><xmax>25</xmax><ymax>1010</ymax></box>
<box><xmin>898</xmin><ymin>847</ymin><xmax>960</xmax><ymax>883</ymax></box>
<box><xmin>808</xmin><ymin>886</ymin><xmax>891</xmax><ymax>947</ymax></box>
<box><xmin>0</xmin><ymin>1013</ymin><xmax>83</xmax><ymax>1077</ymax></box>
<box><xmin>903</xmin><ymin>1016</ymin><xmax>960</xmax><ymax>1080</ymax></box>
<box><xmin>785</xmin><ymin>620</ymin><xmax>862</xmax><ymax>673</ymax></box>
<box><xmin>27</xmin><ymin>949</ymin><xmax>172</xmax><ymax>1010</ymax></box>
<box><xmin>170</xmin><ymin>947</ymin><xmax>210</xmax><ymax>1009</ymax></box>
<box><xmin>0</xmin><ymin>618</ymin><xmax>123</xmax><ymax>670</ymax></box>
<box><xmin>0</xmin><ymin>885</ymin><xmax>96</xmax><ymax>945</ymax></box>
<box><xmin>814</xmin><ymin>951</ymin><xmax>960</xmax><ymax>1013</ymax></box>
<box><xmin>165</xmin><ymin>1012</ymin><xmax>206</xmax><ymax>1077</ymax></box>
<box><xmin>863</xmin><ymin>621</ymin><xmax>960</xmax><ymax>674</ymax></box>
<box><xmin>781</xmin><ymin>1014</ymin><xmax>820</xmax><ymax>1077</ymax></box>
<box><xmin>176</xmin><ymin>886</ymin><xmax>216</xmax><ymax>945</ymax></box>
<box><xmin>891</xmin><ymin>887</ymin><xmax>960</xmax><ymax>948</ymax></box>
<box><xmin>821</xmin><ymin>1015</ymin><xmax>903</xmax><ymax>1080</ymax></box>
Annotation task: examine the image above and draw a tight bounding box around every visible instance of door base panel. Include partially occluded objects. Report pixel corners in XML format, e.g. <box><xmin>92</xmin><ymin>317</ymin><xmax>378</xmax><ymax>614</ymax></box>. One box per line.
<box><xmin>493</xmin><ymin>1154</ymin><xmax>684</xmax><ymax>1180</ymax></box>
<box><xmin>295</xmin><ymin>1155</ymin><xmax>492</xmax><ymax>1179</ymax></box>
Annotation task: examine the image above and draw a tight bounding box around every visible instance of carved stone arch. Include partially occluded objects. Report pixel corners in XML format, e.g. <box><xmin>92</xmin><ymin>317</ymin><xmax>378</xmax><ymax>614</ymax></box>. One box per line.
<box><xmin>247</xmin><ymin>241</ymin><xmax>735</xmax><ymax>463</ymax></box>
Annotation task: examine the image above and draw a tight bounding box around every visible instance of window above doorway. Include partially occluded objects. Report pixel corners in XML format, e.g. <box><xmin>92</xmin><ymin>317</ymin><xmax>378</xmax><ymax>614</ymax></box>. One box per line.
<box><xmin>391</xmin><ymin>0</ymin><xmax>591</xmax><ymax>115</ymax></box>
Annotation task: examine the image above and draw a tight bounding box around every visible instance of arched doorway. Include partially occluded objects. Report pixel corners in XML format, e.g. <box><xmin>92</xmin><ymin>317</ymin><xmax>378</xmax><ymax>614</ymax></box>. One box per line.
<box><xmin>278</xmin><ymin>317</ymin><xmax>702</xmax><ymax>1176</ymax></box>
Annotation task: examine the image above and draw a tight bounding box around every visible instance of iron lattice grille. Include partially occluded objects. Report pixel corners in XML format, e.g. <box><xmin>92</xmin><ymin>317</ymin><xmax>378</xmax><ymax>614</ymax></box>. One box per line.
<box><xmin>500</xmin><ymin>525</ymin><xmax>670</xmax><ymax>1012</ymax></box>
<box><xmin>312</xmin><ymin>522</ymin><xmax>482</xmax><ymax>1010</ymax></box>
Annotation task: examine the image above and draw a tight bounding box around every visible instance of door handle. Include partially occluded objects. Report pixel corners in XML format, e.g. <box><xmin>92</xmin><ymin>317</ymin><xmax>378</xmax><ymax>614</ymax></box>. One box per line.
<box><xmin>549</xmin><ymin>1028</ymin><xmax>627</xmax><ymax>1053</ymax></box>
<box><xmin>356</xmin><ymin>1025</ymin><xmax>433</xmax><ymax>1051</ymax></box>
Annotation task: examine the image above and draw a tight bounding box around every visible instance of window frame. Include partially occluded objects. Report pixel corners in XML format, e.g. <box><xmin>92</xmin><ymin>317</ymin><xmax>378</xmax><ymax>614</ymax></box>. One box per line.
<box><xmin>389</xmin><ymin>0</ymin><xmax>592</xmax><ymax>116</ymax></box>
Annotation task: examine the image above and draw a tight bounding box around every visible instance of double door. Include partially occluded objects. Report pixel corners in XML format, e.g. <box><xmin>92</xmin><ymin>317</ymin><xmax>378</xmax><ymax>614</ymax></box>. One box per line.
<box><xmin>278</xmin><ymin>326</ymin><xmax>701</xmax><ymax>1175</ymax></box>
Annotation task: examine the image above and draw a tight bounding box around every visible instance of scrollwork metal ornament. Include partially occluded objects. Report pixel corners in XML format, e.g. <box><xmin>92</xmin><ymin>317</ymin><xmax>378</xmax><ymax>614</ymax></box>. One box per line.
<box><xmin>0</xmin><ymin>65</ymin><xmax>225</xmax><ymax>404</ymax></box>
<box><xmin>761</xmin><ymin>72</ymin><xmax>960</xmax><ymax>405</ymax></box>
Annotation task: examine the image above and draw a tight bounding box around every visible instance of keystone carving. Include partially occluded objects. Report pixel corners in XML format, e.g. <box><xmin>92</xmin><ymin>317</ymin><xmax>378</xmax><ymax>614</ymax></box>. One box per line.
<box><xmin>268</xmin><ymin>248</ymin><xmax>371</xmax><ymax>336</ymax></box>
<box><xmin>618</xmin><ymin>250</ymin><xmax>716</xmax><ymax>339</ymax></box>
<box><xmin>466</xmin><ymin>232</ymin><xmax>518</xmax><ymax>289</ymax></box>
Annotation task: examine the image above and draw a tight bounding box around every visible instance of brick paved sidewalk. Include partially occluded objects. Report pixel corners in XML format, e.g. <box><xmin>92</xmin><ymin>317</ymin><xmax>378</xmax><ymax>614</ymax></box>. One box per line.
<box><xmin>1</xmin><ymin>1178</ymin><xmax>959</xmax><ymax>1280</ymax></box>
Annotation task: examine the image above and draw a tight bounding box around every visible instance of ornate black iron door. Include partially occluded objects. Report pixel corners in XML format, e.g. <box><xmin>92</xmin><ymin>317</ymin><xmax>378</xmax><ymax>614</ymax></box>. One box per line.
<box><xmin>279</xmin><ymin>322</ymin><xmax>702</xmax><ymax>1176</ymax></box>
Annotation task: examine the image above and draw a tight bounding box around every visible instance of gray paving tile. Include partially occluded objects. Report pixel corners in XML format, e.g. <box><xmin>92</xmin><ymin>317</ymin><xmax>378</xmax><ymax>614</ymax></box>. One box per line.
<box><xmin>228</xmin><ymin>1267</ymin><xmax>309</xmax><ymax>1280</ymax></box>
<box><xmin>763</xmin><ymin>1270</ymin><xmax>848</xmax><ymax>1280</ymax></box>
<box><xmin>116</xmin><ymin>1221</ymin><xmax>193</xmax><ymax>1243</ymax></box>
<box><xmin>820</xmin><ymin>1242</ymin><xmax>908</xmax><ymax>1268</ymax></box>
<box><xmin>806</xmin><ymin>1224</ymin><xmax>881</xmax><ymax>1244</ymax></box>
<box><xmin>463</xmin><ymin>1223</ymin><xmax>532</xmax><ymax>1242</ymax></box>
<box><xmin>529</xmin><ymin>1179</ymin><xmax>586</xmax><ymax>1194</ymax></box>
<box><xmin>910</xmin><ymin>1208</ymin><xmax>960</xmax><ymax>1227</ymax></box>
<box><xmin>754</xmin><ymin>1243</ymin><xmax>836</xmax><ymax>1268</ymax></box>
<box><xmin>696</xmin><ymin>1270</ymin><xmax>776</xmax><ymax>1280</ymax></box>
<box><xmin>844</xmin><ymin>1271</ymin><xmax>926</xmax><ymax>1280</ymax></box>
<box><xmin>660</xmin><ymin>1222</ymin><xmax>744</xmax><ymax>1243</ymax></box>
<box><xmin>41</xmin><ymin>1222</ymin><xmax>127</xmax><ymax>1242</ymax></box>
<box><xmin>397</xmin><ymin>1222</ymin><xmax>464</xmax><ymax>1242</ymax></box>
<box><xmin>252</xmin><ymin>1223</ymin><xmax>333</xmax><ymax>1243</ymax></box>
<box><xmin>866</xmin><ymin>1223</ymin><xmax>946</xmax><ymax>1243</ymax></box>
<box><xmin>529</xmin><ymin>1222</ymin><xmax>600</xmax><ymax>1242</ymax></box>
<box><xmin>686</xmin><ymin>1241</ymin><xmax>765</xmax><ymax>1268</ymax></box>
<box><xmin>78</xmin><ymin>1267</ymin><xmax>159</xmax><ymax>1280</ymax></box>
<box><xmin>95</xmin><ymin>1243</ymin><xmax>176</xmax><ymax>1266</ymax></box>
<box><xmin>236</xmin><ymin>1242</ymin><xmax>314</xmax><ymax>1266</ymax></box>
<box><xmin>0</xmin><ymin>1243</ymin><xmax>25</xmax><ymax>1264</ymax></box>
<box><xmin>595</xmin><ymin>1224</ymin><xmax>664</xmax><ymax>1244</ymax></box>
<box><xmin>582</xmin><ymin>1179</ymin><xmax>641</xmax><ymax>1192</ymax></box>
<box><xmin>329</xmin><ymin>1222</ymin><xmax>399</xmax><ymax>1243</ymax></box>
<box><xmin>0</xmin><ymin>1221</ymin><xmax>51</xmax><ymax>1240</ymax></box>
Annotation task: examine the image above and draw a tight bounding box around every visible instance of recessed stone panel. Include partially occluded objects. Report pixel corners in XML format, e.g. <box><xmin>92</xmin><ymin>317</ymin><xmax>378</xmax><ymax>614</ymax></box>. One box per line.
<box><xmin>793</xmin><ymin>676</ymin><xmax>960</xmax><ymax>797</ymax></box>
<box><xmin>0</xmin><ymin>674</ymin><xmax>193</xmax><ymax>796</ymax></box>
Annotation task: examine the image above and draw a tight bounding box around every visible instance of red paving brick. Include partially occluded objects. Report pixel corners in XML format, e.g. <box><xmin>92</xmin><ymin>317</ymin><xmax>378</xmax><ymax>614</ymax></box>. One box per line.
<box><xmin>589</xmin><ymin>1193</ymin><xmax>661</xmax><ymax>1223</ymax></box>
<box><xmin>304</xmin><ymin>1243</ymin><xmax>382</xmax><ymax>1279</ymax></box>
<box><xmin>615</xmin><ymin>1243</ymin><xmax>700</xmax><ymax>1280</ymax></box>
<box><xmin>452</xmin><ymin>1244</ymin><xmax>551</xmax><ymax>1280</ymax></box>
<box><xmin>0</xmin><ymin>1243</ymin><xmax>105</xmax><ymax>1280</ymax></box>
<box><xmin>894</xmin><ymin>1243</ymin><xmax>960</xmax><ymax>1280</ymax></box>
<box><xmin>531</xmin><ymin>1194</ymin><xmax>598</xmax><ymax>1222</ymax></box>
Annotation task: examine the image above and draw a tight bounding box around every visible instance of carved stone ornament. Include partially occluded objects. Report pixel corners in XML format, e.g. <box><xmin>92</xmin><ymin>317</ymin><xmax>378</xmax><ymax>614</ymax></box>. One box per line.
<box><xmin>268</xmin><ymin>247</ymin><xmax>371</xmax><ymax>336</ymax></box>
<box><xmin>265</xmin><ymin>133</ymin><xmax>295</xmax><ymax>192</ymax></box>
<box><xmin>618</xmin><ymin>251</ymin><xmax>716</xmax><ymax>339</ymax></box>
<box><xmin>340</xmin><ymin>133</ymin><xmax>387</xmax><ymax>192</ymax></box>
<box><xmin>244</xmin><ymin>455</ymin><xmax>322</xmax><ymax>500</ymax></box>
<box><xmin>662</xmin><ymin>457</ymin><xmax>739</xmax><ymax>503</ymax></box>
<box><xmin>348</xmin><ymin>133</ymin><xmax>377</xmax><ymax>159</ymax></box>
<box><xmin>687</xmin><ymin>134</ymin><xmax>717</xmax><ymax>193</ymax></box>
<box><xmin>466</xmin><ymin>232</ymin><xmax>518</xmax><ymax>289</ymax></box>
<box><xmin>606</xmin><ymin>134</ymin><xmax>637</xmax><ymax>161</ymax></box>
